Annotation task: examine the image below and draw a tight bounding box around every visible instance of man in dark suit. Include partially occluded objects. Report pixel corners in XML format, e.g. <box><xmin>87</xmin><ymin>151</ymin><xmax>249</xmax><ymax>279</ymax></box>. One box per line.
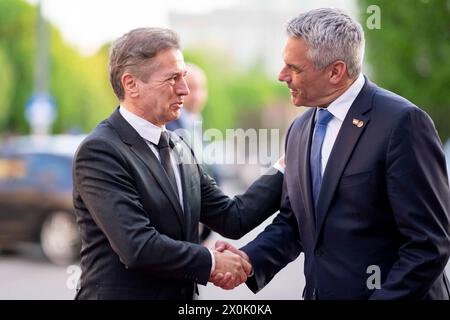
<box><xmin>213</xmin><ymin>8</ymin><xmax>450</xmax><ymax>299</ymax></box>
<box><xmin>72</xmin><ymin>28</ymin><xmax>284</xmax><ymax>300</ymax></box>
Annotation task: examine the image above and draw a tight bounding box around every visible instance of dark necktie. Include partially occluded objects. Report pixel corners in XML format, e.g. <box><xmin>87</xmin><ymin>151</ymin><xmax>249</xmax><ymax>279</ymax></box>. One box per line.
<box><xmin>157</xmin><ymin>131</ymin><xmax>179</xmax><ymax>199</ymax></box>
<box><xmin>310</xmin><ymin>108</ymin><xmax>333</xmax><ymax>213</ymax></box>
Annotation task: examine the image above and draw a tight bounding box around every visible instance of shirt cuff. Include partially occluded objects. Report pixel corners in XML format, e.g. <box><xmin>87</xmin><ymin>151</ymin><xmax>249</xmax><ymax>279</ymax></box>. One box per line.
<box><xmin>273</xmin><ymin>162</ymin><xmax>285</xmax><ymax>174</ymax></box>
<box><xmin>208</xmin><ymin>248</ymin><xmax>216</xmax><ymax>275</ymax></box>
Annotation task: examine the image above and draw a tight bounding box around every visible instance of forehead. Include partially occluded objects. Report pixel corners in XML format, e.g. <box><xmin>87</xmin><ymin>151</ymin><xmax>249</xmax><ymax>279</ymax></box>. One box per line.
<box><xmin>152</xmin><ymin>48</ymin><xmax>186</xmax><ymax>73</ymax></box>
<box><xmin>283</xmin><ymin>37</ymin><xmax>310</xmax><ymax>64</ymax></box>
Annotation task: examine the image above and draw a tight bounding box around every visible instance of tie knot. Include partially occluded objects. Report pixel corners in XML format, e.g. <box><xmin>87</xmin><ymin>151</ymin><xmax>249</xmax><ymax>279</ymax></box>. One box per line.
<box><xmin>317</xmin><ymin>109</ymin><xmax>333</xmax><ymax>126</ymax></box>
<box><xmin>157</xmin><ymin>131</ymin><xmax>171</xmax><ymax>149</ymax></box>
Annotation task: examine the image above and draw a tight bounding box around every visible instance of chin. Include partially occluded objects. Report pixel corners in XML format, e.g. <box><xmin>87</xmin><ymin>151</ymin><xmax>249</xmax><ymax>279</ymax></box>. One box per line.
<box><xmin>292</xmin><ymin>98</ymin><xmax>303</xmax><ymax>107</ymax></box>
<box><xmin>171</xmin><ymin>109</ymin><xmax>181</xmax><ymax>119</ymax></box>
<box><xmin>292</xmin><ymin>97</ymin><xmax>314</xmax><ymax>108</ymax></box>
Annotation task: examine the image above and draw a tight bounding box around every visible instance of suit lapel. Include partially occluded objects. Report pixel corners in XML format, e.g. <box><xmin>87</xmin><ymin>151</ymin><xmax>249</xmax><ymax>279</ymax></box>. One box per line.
<box><xmin>314</xmin><ymin>79</ymin><xmax>377</xmax><ymax>246</ymax></box>
<box><xmin>107</xmin><ymin>108</ymin><xmax>186</xmax><ymax>235</ymax></box>
<box><xmin>170</xmin><ymin>132</ymin><xmax>196</xmax><ymax>241</ymax></box>
<box><xmin>129</xmin><ymin>142</ymin><xmax>185</xmax><ymax>223</ymax></box>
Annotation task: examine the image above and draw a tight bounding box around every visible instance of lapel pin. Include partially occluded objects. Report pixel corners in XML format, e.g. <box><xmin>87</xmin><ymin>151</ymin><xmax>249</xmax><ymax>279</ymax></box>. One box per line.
<box><xmin>353</xmin><ymin>118</ymin><xmax>364</xmax><ymax>128</ymax></box>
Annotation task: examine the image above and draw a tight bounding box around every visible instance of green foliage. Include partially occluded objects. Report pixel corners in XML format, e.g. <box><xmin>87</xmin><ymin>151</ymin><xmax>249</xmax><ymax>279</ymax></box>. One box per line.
<box><xmin>359</xmin><ymin>0</ymin><xmax>450</xmax><ymax>141</ymax></box>
<box><xmin>0</xmin><ymin>0</ymin><xmax>287</xmax><ymax>135</ymax></box>
<box><xmin>0</xmin><ymin>0</ymin><xmax>116</xmax><ymax>135</ymax></box>
<box><xmin>0</xmin><ymin>0</ymin><xmax>35</xmax><ymax>133</ymax></box>
<box><xmin>184</xmin><ymin>49</ymin><xmax>289</xmax><ymax>132</ymax></box>
<box><xmin>50</xmin><ymin>29</ymin><xmax>116</xmax><ymax>133</ymax></box>
<box><xmin>0</xmin><ymin>46</ymin><xmax>14</xmax><ymax>130</ymax></box>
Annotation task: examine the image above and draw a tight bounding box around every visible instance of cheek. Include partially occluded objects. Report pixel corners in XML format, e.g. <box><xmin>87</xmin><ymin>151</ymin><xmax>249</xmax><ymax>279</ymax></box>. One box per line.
<box><xmin>157</xmin><ymin>88</ymin><xmax>173</xmax><ymax>104</ymax></box>
<box><xmin>291</xmin><ymin>76</ymin><xmax>304</xmax><ymax>90</ymax></box>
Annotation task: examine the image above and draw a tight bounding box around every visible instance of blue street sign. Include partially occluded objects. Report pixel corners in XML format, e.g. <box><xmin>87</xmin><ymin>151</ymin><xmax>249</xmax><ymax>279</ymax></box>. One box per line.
<box><xmin>25</xmin><ymin>93</ymin><xmax>56</xmax><ymax>134</ymax></box>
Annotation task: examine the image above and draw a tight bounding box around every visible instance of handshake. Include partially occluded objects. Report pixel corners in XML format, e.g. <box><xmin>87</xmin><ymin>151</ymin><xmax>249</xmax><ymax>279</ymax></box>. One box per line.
<box><xmin>209</xmin><ymin>241</ymin><xmax>251</xmax><ymax>290</ymax></box>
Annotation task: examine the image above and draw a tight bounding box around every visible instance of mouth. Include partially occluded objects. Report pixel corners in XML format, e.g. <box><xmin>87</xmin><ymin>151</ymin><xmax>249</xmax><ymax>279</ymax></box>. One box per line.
<box><xmin>170</xmin><ymin>102</ymin><xmax>183</xmax><ymax>109</ymax></box>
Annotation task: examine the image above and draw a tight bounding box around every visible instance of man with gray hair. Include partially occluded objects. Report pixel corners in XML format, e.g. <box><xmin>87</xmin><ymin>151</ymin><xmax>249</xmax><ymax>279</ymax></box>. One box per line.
<box><xmin>213</xmin><ymin>8</ymin><xmax>450</xmax><ymax>299</ymax></box>
<box><xmin>72</xmin><ymin>27</ymin><xmax>284</xmax><ymax>300</ymax></box>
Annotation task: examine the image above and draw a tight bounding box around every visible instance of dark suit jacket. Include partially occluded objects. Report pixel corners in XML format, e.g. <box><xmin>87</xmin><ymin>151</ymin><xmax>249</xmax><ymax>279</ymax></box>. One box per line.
<box><xmin>72</xmin><ymin>108</ymin><xmax>283</xmax><ymax>300</ymax></box>
<box><xmin>242</xmin><ymin>78</ymin><xmax>450</xmax><ymax>299</ymax></box>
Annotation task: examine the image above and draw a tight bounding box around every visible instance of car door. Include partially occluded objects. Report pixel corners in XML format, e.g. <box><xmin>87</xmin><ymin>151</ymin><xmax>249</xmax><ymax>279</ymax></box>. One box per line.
<box><xmin>0</xmin><ymin>153</ymin><xmax>31</xmax><ymax>244</ymax></box>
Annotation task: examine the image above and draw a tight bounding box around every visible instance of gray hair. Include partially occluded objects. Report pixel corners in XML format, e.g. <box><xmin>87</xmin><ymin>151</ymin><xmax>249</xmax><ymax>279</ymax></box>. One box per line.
<box><xmin>109</xmin><ymin>27</ymin><xmax>180</xmax><ymax>100</ymax></box>
<box><xmin>286</xmin><ymin>8</ymin><xmax>365</xmax><ymax>78</ymax></box>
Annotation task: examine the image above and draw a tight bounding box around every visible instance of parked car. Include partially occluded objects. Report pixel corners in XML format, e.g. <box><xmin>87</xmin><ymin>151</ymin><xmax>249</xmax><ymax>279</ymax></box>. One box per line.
<box><xmin>0</xmin><ymin>134</ymin><xmax>85</xmax><ymax>265</ymax></box>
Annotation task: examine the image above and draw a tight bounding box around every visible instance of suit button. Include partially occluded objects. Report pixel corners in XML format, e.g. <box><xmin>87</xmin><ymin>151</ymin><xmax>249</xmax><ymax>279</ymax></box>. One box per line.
<box><xmin>314</xmin><ymin>248</ymin><xmax>323</xmax><ymax>257</ymax></box>
<box><xmin>180</xmin><ymin>288</ymin><xmax>186</xmax><ymax>295</ymax></box>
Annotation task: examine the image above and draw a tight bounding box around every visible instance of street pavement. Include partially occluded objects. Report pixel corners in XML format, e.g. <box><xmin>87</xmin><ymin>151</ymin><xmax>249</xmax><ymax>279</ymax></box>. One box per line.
<box><xmin>0</xmin><ymin>245</ymin><xmax>76</xmax><ymax>300</ymax></box>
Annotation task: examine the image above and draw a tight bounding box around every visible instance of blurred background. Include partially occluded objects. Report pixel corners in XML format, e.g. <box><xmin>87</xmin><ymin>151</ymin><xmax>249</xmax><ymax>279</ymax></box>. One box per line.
<box><xmin>0</xmin><ymin>0</ymin><xmax>449</xmax><ymax>299</ymax></box>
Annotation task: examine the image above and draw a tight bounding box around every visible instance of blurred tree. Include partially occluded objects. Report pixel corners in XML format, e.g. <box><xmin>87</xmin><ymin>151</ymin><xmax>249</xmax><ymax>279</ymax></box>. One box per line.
<box><xmin>0</xmin><ymin>0</ymin><xmax>35</xmax><ymax>133</ymax></box>
<box><xmin>184</xmin><ymin>48</ymin><xmax>289</xmax><ymax>132</ymax></box>
<box><xmin>0</xmin><ymin>46</ymin><xmax>14</xmax><ymax>131</ymax></box>
<box><xmin>0</xmin><ymin>0</ymin><xmax>116</xmax><ymax>135</ymax></box>
<box><xmin>50</xmin><ymin>33</ymin><xmax>116</xmax><ymax>133</ymax></box>
<box><xmin>0</xmin><ymin>0</ymin><xmax>287</xmax><ymax>135</ymax></box>
<box><xmin>359</xmin><ymin>0</ymin><xmax>450</xmax><ymax>142</ymax></box>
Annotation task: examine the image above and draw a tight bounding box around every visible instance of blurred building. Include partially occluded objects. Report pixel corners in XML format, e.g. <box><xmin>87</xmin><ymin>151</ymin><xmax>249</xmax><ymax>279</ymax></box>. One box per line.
<box><xmin>169</xmin><ymin>0</ymin><xmax>357</xmax><ymax>77</ymax></box>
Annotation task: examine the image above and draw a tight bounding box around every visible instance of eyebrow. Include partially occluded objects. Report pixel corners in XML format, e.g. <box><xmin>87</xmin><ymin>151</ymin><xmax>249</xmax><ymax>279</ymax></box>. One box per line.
<box><xmin>164</xmin><ymin>70</ymin><xmax>188</xmax><ymax>79</ymax></box>
<box><xmin>286</xmin><ymin>63</ymin><xmax>303</xmax><ymax>71</ymax></box>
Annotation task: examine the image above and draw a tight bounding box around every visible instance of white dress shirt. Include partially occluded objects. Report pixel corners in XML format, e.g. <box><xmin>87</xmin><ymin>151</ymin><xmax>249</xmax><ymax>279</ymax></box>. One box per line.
<box><xmin>318</xmin><ymin>73</ymin><xmax>365</xmax><ymax>176</ymax></box>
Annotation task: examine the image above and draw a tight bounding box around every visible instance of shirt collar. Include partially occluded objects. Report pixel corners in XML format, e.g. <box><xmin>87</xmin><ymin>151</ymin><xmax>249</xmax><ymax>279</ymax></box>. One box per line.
<box><xmin>119</xmin><ymin>105</ymin><xmax>165</xmax><ymax>145</ymax></box>
<box><xmin>324</xmin><ymin>73</ymin><xmax>365</xmax><ymax>122</ymax></box>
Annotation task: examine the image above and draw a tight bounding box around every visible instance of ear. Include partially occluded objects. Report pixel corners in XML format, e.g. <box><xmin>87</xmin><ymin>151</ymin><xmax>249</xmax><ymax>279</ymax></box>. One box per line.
<box><xmin>121</xmin><ymin>72</ymin><xmax>139</xmax><ymax>98</ymax></box>
<box><xmin>328</xmin><ymin>60</ymin><xmax>347</xmax><ymax>84</ymax></box>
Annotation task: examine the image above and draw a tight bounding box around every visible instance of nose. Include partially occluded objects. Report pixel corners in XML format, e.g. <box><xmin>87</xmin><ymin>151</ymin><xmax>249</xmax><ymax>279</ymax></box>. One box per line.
<box><xmin>278</xmin><ymin>66</ymin><xmax>290</xmax><ymax>83</ymax></box>
<box><xmin>176</xmin><ymin>77</ymin><xmax>190</xmax><ymax>96</ymax></box>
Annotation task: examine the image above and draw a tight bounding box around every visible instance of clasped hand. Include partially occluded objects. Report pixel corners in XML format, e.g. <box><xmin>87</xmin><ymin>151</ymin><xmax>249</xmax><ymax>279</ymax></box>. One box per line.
<box><xmin>209</xmin><ymin>241</ymin><xmax>252</xmax><ymax>290</ymax></box>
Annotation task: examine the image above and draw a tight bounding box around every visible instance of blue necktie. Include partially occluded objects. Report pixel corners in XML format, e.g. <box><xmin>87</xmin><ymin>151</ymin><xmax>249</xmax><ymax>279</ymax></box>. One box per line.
<box><xmin>310</xmin><ymin>108</ymin><xmax>333</xmax><ymax>211</ymax></box>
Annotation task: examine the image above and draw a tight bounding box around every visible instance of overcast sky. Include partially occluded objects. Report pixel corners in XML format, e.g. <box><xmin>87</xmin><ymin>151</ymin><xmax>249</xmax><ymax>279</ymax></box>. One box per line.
<box><xmin>26</xmin><ymin>0</ymin><xmax>238</xmax><ymax>54</ymax></box>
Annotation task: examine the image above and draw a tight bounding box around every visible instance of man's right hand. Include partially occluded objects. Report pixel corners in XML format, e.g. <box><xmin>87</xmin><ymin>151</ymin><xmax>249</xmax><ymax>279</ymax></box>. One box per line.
<box><xmin>209</xmin><ymin>247</ymin><xmax>251</xmax><ymax>290</ymax></box>
<box><xmin>209</xmin><ymin>241</ymin><xmax>252</xmax><ymax>290</ymax></box>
